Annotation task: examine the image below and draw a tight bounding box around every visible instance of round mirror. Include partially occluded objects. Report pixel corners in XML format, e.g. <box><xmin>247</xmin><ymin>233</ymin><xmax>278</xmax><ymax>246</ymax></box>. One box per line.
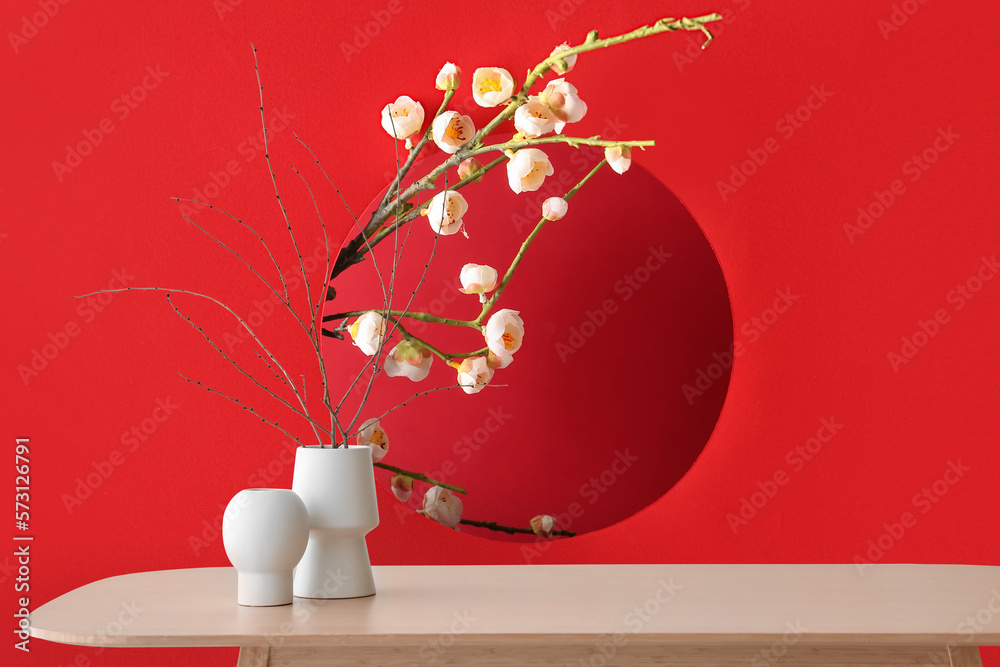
<box><xmin>325</xmin><ymin>142</ymin><xmax>733</xmax><ymax>540</ymax></box>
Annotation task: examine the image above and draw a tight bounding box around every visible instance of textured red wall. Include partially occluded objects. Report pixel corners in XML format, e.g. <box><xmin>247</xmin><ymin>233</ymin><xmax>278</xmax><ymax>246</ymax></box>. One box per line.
<box><xmin>3</xmin><ymin>1</ymin><xmax>999</xmax><ymax>666</ymax></box>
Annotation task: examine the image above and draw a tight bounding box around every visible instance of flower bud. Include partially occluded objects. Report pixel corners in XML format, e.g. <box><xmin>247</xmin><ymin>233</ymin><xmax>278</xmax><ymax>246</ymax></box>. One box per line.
<box><xmin>459</xmin><ymin>263</ymin><xmax>498</xmax><ymax>297</ymax></box>
<box><xmin>457</xmin><ymin>157</ymin><xmax>485</xmax><ymax>184</ymax></box>
<box><xmin>385</xmin><ymin>342</ymin><xmax>432</xmax><ymax>382</ymax></box>
<box><xmin>531</xmin><ymin>514</ymin><xmax>557</xmax><ymax>538</ymax></box>
<box><xmin>422</xmin><ymin>486</ymin><xmax>463</xmax><ymax>528</ymax></box>
<box><xmin>390</xmin><ymin>474</ymin><xmax>414</xmax><ymax>502</ymax></box>
<box><xmin>605</xmin><ymin>145</ymin><xmax>632</xmax><ymax>174</ymax></box>
<box><xmin>542</xmin><ymin>197</ymin><xmax>568</xmax><ymax>221</ymax></box>
<box><xmin>549</xmin><ymin>42</ymin><xmax>577</xmax><ymax>75</ymax></box>
<box><xmin>435</xmin><ymin>62</ymin><xmax>461</xmax><ymax>90</ymax></box>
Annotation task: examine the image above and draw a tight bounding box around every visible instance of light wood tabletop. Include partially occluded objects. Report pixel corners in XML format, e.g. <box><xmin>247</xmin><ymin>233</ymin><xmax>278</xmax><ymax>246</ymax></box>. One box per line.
<box><xmin>29</xmin><ymin>564</ymin><xmax>1000</xmax><ymax>667</ymax></box>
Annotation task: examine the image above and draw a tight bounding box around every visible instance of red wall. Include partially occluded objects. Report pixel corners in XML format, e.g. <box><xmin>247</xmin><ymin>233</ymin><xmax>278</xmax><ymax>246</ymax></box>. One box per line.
<box><xmin>4</xmin><ymin>1</ymin><xmax>1000</xmax><ymax>666</ymax></box>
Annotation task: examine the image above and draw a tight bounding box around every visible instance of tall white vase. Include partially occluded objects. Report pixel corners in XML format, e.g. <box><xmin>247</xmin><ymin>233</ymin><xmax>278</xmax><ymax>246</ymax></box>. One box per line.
<box><xmin>292</xmin><ymin>445</ymin><xmax>379</xmax><ymax>599</ymax></box>
<box><xmin>222</xmin><ymin>488</ymin><xmax>309</xmax><ymax>607</ymax></box>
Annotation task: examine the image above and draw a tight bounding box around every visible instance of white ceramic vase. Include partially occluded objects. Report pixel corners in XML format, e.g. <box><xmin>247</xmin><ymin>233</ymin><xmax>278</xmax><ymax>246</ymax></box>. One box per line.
<box><xmin>292</xmin><ymin>445</ymin><xmax>379</xmax><ymax>599</ymax></box>
<box><xmin>222</xmin><ymin>488</ymin><xmax>309</xmax><ymax>607</ymax></box>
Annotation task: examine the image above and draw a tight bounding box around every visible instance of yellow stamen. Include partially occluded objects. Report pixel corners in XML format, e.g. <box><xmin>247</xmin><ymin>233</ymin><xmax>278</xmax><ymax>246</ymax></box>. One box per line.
<box><xmin>445</xmin><ymin>119</ymin><xmax>465</xmax><ymax>139</ymax></box>
<box><xmin>480</xmin><ymin>77</ymin><xmax>503</xmax><ymax>93</ymax></box>
<box><xmin>502</xmin><ymin>332</ymin><xmax>516</xmax><ymax>350</ymax></box>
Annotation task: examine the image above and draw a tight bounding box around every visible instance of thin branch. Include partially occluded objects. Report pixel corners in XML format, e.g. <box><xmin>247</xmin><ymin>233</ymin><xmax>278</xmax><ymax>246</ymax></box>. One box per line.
<box><xmin>366</xmin><ymin>155</ymin><xmax>506</xmax><ymax>251</ymax></box>
<box><xmin>179</xmin><ymin>372</ymin><xmax>303</xmax><ymax>444</ymax></box>
<box><xmin>374</xmin><ymin>462</ymin><xmax>467</xmax><ymax>495</ymax></box>
<box><xmin>345</xmin><ymin>111</ymin><xmax>407</xmax><ymax>438</ymax></box>
<box><xmin>165</xmin><ymin>293</ymin><xmax>332</xmax><ymax>440</ymax></box>
<box><xmin>171</xmin><ymin>197</ymin><xmax>289</xmax><ymax>300</ymax></box>
<box><xmin>252</xmin><ymin>44</ymin><xmax>315</xmax><ymax>349</ymax></box>
<box><xmin>74</xmin><ymin>286</ymin><xmax>322</xmax><ymax>442</ymax></box>
<box><xmin>459</xmin><ymin>518</ymin><xmax>576</xmax><ymax>538</ymax></box>
<box><xmin>180</xmin><ymin>214</ymin><xmax>282</xmax><ymax>304</ymax></box>
<box><xmin>293</xmin><ymin>132</ymin><xmax>389</xmax><ymax>308</ymax></box>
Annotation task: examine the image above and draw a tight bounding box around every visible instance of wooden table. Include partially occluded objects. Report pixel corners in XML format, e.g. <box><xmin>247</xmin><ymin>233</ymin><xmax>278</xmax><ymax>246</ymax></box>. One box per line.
<box><xmin>29</xmin><ymin>564</ymin><xmax>1000</xmax><ymax>666</ymax></box>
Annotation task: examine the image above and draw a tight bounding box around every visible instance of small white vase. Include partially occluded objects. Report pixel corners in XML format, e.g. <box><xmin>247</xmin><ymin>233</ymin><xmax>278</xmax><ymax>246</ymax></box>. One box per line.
<box><xmin>222</xmin><ymin>488</ymin><xmax>309</xmax><ymax>607</ymax></box>
<box><xmin>292</xmin><ymin>445</ymin><xmax>379</xmax><ymax>599</ymax></box>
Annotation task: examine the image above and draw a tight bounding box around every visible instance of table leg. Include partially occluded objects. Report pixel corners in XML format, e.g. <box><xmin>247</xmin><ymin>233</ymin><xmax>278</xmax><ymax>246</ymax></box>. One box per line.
<box><xmin>237</xmin><ymin>646</ymin><xmax>271</xmax><ymax>666</ymax></box>
<box><xmin>948</xmin><ymin>646</ymin><xmax>983</xmax><ymax>667</ymax></box>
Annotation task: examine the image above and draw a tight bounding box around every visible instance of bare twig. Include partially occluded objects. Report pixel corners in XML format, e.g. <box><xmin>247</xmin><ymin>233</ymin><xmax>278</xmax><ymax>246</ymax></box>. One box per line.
<box><xmin>171</xmin><ymin>197</ymin><xmax>289</xmax><ymax>300</ymax></box>
<box><xmin>459</xmin><ymin>518</ymin><xmax>576</xmax><ymax>538</ymax></box>
<box><xmin>179</xmin><ymin>372</ymin><xmax>303</xmax><ymax>444</ymax></box>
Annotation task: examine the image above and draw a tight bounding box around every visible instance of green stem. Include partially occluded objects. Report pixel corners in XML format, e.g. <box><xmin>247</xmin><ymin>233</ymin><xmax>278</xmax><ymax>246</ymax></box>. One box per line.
<box><xmin>328</xmin><ymin>13</ymin><xmax>722</xmax><ymax>284</ymax></box>
<box><xmin>323</xmin><ymin>309</ymin><xmax>478</xmax><ymax>329</ymax></box>
<box><xmin>470</xmin><ymin>12</ymin><xmax>723</xmax><ymax>146</ymax></box>
<box><xmin>459</xmin><ymin>518</ymin><xmax>576</xmax><ymax>538</ymax></box>
<box><xmin>390</xmin><ymin>318</ymin><xmax>487</xmax><ymax>362</ymax></box>
<box><xmin>374</xmin><ymin>462</ymin><xmax>467</xmax><ymax>495</ymax></box>
<box><xmin>362</xmin><ymin>137</ymin><xmax>648</xmax><ymax>258</ymax></box>
<box><xmin>477</xmin><ymin>158</ymin><xmax>608</xmax><ymax>323</ymax></box>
